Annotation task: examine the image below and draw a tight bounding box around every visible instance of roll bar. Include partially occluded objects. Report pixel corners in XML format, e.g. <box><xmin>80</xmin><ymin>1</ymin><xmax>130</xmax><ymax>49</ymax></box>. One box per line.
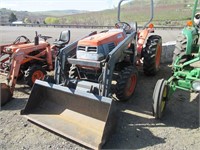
<box><xmin>117</xmin><ymin>0</ymin><xmax>154</xmax><ymax>29</ymax></box>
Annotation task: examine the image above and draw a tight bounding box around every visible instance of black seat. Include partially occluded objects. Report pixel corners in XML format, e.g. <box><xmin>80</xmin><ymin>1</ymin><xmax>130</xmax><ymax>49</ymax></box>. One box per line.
<box><xmin>53</xmin><ymin>30</ymin><xmax>70</xmax><ymax>48</ymax></box>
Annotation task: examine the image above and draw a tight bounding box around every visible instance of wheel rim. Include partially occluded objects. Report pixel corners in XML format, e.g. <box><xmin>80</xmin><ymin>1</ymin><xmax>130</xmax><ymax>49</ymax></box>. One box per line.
<box><xmin>155</xmin><ymin>43</ymin><xmax>162</xmax><ymax>69</ymax></box>
<box><xmin>125</xmin><ymin>74</ymin><xmax>137</xmax><ymax>97</ymax></box>
<box><xmin>31</xmin><ymin>70</ymin><xmax>44</xmax><ymax>83</ymax></box>
<box><xmin>153</xmin><ymin>79</ymin><xmax>168</xmax><ymax>119</ymax></box>
<box><xmin>160</xmin><ymin>85</ymin><xmax>167</xmax><ymax>112</ymax></box>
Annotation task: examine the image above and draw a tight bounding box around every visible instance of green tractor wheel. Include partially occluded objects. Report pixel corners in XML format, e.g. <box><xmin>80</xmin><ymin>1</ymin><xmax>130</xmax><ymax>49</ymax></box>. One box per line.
<box><xmin>152</xmin><ymin>79</ymin><xmax>168</xmax><ymax>119</ymax></box>
<box><xmin>173</xmin><ymin>34</ymin><xmax>187</xmax><ymax>64</ymax></box>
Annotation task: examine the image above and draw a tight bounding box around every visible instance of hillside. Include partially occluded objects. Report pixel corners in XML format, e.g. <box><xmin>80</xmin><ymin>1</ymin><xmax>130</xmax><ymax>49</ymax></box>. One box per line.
<box><xmin>0</xmin><ymin>0</ymin><xmax>197</xmax><ymax>26</ymax></box>
<box><xmin>32</xmin><ymin>10</ymin><xmax>88</xmax><ymax>17</ymax></box>
<box><xmin>59</xmin><ymin>0</ymin><xmax>195</xmax><ymax>26</ymax></box>
<box><xmin>0</xmin><ymin>8</ymin><xmax>87</xmax><ymax>24</ymax></box>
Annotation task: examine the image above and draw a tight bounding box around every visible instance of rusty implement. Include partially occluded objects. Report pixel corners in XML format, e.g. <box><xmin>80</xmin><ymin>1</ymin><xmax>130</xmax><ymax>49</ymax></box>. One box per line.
<box><xmin>21</xmin><ymin>80</ymin><xmax>116</xmax><ymax>149</ymax></box>
<box><xmin>1</xmin><ymin>83</ymin><xmax>12</xmax><ymax>106</ymax></box>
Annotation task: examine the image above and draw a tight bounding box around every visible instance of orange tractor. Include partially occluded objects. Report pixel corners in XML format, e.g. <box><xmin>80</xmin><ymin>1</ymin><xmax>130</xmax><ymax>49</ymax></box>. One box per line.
<box><xmin>0</xmin><ymin>30</ymin><xmax>70</xmax><ymax>105</ymax></box>
<box><xmin>21</xmin><ymin>0</ymin><xmax>162</xmax><ymax>149</ymax></box>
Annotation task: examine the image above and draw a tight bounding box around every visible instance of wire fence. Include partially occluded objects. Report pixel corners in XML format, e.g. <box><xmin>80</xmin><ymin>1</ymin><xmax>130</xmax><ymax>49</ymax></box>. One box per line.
<box><xmin>0</xmin><ymin>23</ymin><xmax>184</xmax><ymax>30</ymax></box>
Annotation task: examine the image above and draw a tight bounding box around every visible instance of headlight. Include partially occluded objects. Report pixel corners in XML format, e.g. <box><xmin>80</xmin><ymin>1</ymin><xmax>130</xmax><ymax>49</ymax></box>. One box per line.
<box><xmin>192</xmin><ymin>80</ymin><xmax>200</xmax><ymax>91</ymax></box>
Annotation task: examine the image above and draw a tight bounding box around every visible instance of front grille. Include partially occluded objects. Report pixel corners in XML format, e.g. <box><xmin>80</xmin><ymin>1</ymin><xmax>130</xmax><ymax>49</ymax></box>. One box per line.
<box><xmin>87</xmin><ymin>47</ymin><xmax>97</xmax><ymax>52</ymax></box>
<box><xmin>78</xmin><ymin>46</ymin><xmax>97</xmax><ymax>52</ymax></box>
<box><xmin>78</xmin><ymin>46</ymin><xmax>86</xmax><ymax>51</ymax></box>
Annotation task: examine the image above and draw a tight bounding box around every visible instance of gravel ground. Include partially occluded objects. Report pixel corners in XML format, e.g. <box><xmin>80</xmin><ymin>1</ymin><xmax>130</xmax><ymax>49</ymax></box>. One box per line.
<box><xmin>0</xmin><ymin>64</ymin><xmax>199</xmax><ymax>150</ymax></box>
<box><xmin>0</xmin><ymin>26</ymin><xmax>200</xmax><ymax>149</ymax></box>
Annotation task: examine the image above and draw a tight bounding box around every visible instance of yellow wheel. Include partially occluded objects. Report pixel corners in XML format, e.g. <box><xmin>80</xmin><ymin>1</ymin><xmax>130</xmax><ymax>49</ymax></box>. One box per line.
<box><xmin>152</xmin><ymin>79</ymin><xmax>168</xmax><ymax>119</ymax></box>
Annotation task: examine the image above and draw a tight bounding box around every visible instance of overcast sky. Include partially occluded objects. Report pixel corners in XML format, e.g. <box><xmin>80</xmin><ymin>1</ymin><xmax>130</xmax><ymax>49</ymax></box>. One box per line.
<box><xmin>0</xmin><ymin>0</ymin><xmax>127</xmax><ymax>12</ymax></box>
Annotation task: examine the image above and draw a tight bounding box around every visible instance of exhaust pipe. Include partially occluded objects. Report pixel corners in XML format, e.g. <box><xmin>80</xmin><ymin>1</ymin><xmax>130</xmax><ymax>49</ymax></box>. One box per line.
<box><xmin>21</xmin><ymin>80</ymin><xmax>117</xmax><ymax>149</ymax></box>
<box><xmin>1</xmin><ymin>83</ymin><xmax>12</xmax><ymax>106</ymax></box>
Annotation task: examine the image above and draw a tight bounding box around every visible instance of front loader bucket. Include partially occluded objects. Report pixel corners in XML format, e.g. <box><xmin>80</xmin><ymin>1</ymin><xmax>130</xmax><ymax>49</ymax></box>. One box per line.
<box><xmin>1</xmin><ymin>83</ymin><xmax>12</xmax><ymax>106</ymax></box>
<box><xmin>21</xmin><ymin>80</ymin><xmax>116</xmax><ymax>149</ymax></box>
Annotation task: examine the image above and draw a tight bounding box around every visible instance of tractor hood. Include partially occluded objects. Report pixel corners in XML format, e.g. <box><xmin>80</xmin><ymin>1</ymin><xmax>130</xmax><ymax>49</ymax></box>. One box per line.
<box><xmin>4</xmin><ymin>41</ymin><xmax>49</xmax><ymax>53</ymax></box>
<box><xmin>78</xmin><ymin>30</ymin><xmax>126</xmax><ymax>46</ymax></box>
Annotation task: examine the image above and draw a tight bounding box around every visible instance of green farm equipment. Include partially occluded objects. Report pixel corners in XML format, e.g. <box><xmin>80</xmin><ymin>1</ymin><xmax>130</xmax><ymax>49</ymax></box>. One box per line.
<box><xmin>152</xmin><ymin>0</ymin><xmax>200</xmax><ymax>119</ymax></box>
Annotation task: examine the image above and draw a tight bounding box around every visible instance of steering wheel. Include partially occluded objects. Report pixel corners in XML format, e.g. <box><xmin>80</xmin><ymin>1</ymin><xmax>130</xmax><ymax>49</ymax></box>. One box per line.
<box><xmin>115</xmin><ymin>22</ymin><xmax>132</xmax><ymax>32</ymax></box>
<box><xmin>39</xmin><ymin>35</ymin><xmax>52</xmax><ymax>41</ymax></box>
<box><xmin>13</xmin><ymin>35</ymin><xmax>31</xmax><ymax>44</ymax></box>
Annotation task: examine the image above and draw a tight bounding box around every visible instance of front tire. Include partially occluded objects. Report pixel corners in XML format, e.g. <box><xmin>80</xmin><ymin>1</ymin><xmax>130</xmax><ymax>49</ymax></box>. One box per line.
<box><xmin>152</xmin><ymin>79</ymin><xmax>168</xmax><ymax>119</ymax></box>
<box><xmin>69</xmin><ymin>64</ymin><xmax>79</xmax><ymax>79</ymax></box>
<box><xmin>143</xmin><ymin>35</ymin><xmax>162</xmax><ymax>76</ymax></box>
<box><xmin>116</xmin><ymin>66</ymin><xmax>138</xmax><ymax>101</ymax></box>
<box><xmin>24</xmin><ymin>65</ymin><xmax>46</xmax><ymax>87</ymax></box>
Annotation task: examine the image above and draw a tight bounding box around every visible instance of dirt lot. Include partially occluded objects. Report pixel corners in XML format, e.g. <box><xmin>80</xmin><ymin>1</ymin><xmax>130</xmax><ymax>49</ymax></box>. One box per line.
<box><xmin>0</xmin><ymin>26</ymin><xmax>200</xmax><ymax>150</ymax></box>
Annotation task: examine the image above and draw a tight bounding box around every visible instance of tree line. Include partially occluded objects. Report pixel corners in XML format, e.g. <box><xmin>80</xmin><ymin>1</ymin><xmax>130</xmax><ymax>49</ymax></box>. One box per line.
<box><xmin>8</xmin><ymin>12</ymin><xmax>61</xmax><ymax>24</ymax></box>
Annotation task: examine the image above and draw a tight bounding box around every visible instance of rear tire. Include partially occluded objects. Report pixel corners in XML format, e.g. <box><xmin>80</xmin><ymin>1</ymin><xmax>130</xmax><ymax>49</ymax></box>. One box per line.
<box><xmin>152</xmin><ymin>79</ymin><xmax>168</xmax><ymax>119</ymax></box>
<box><xmin>143</xmin><ymin>35</ymin><xmax>162</xmax><ymax>76</ymax></box>
<box><xmin>173</xmin><ymin>34</ymin><xmax>188</xmax><ymax>64</ymax></box>
<box><xmin>24</xmin><ymin>65</ymin><xmax>46</xmax><ymax>87</ymax></box>
<box><xmin>116</xmin><ymin>66</ymin><xmax>138</xmax><ymax>101</ymax></box>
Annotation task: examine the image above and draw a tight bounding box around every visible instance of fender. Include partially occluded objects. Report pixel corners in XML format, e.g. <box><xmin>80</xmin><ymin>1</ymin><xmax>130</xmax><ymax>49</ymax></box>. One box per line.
<box><xmin>182</xmin><ymin>26</ymin><xmax>199</xmax><ymax>54</ymax></box>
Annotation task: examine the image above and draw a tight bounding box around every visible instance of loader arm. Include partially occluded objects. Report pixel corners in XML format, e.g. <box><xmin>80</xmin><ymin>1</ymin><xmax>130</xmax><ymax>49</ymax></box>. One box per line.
<box><xmin>101</xmin><ymin>31</ymin><xmax>137</xmax><ymax>97</ymax></box>
<box><xmin>1</xmin><ymin>48</ymin><xmax>40</xmax><ymax>105</ymax></box>
<box><xmin>54</xmin><ymin>31</ymin><xmax>97</xmax><ymax>84</ymax></box>
<box><xmin>9</xmin><ymin>45</ymin><xmax>51</xmax><ymax>89</ymax></box>
<box><xmin>8</xmin><ymin>49</ymin><xmax>24</xmax><ymax>93</ymax></box>
<box><xmin>54</xmin><ymin>41</ymin><xmax>77</xmax><ymax>84</ymax></box>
